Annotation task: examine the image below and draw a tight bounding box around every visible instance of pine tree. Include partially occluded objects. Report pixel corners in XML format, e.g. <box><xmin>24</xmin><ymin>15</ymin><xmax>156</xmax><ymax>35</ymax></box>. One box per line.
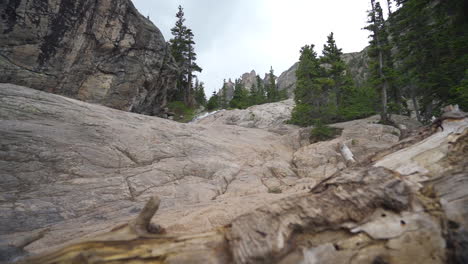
<box><xmin>230</xmin><ymin>79</ymin><xmax>249</xmax><ymax>109</ymax></box>
<box><xmin>207</xmin><ymin>91</ymin><xmax>219</xmax><ymax>110</ymax></box>
<box><xmin>290</xmin><ymin>44</ymin><xmax>328</xmax><ymax>126</ymax></box>
<box><xmin>168</xmin><ymin>5</ymin><xmax>202</xmax><ymax>107</ymax></box>
<box><xmin>218</xmin><ymin>80</ymin><xmax>229</xmax><ymax>108</ymax></box>
<box><xmin>266</xmin><ymin>67</ymin><xmax>278</xmax><ymax>102</ymax></box>
<box><xmin>256</xmin><ymin>75</ymin><xmax>266</xmax><ymax>104</ymax></box>
<box><xmin>390</xmin><ymin>0</ymin><xmax>468</xmax><ymax>117</ymax></box>
<box><xmin>366</xmin><ymin>0</ymin><xmax>393</xmax><ymax>124</ymax></box>
<box><xmin>321</xmin><ymin>32</ymin><xmax>349</xmax><ymax>110</ymax></box>
<box><xmin>194</xmin><ymin>79</ymin><xmax>207</xmax><ymax>106</ymax></box>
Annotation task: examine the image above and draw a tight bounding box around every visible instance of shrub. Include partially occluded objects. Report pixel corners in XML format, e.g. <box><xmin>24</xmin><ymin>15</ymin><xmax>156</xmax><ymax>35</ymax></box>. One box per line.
<box><xmin>268</xmin><ymin>187</ymin><xmax>282</xmax><ymax>194</ymax></box>
<box><xmin>167</xmin><ymin>101</ymin><xmax>196</xmax><ymax>123</ymax></box>
<box><xmin>309</xmin><ymin>120</ymin><xmax>342</xmax><ymax>143</ymax></box>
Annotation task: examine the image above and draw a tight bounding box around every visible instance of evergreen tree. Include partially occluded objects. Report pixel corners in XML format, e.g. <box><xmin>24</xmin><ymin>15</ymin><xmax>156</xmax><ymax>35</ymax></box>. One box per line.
<box><xmin>389</xmin><ymin>0</ymin><xmax>468</xmax><ymax>117</ymax></box>
<box><xmin>247</xmin><ymin>84</ymin><xmax>258</xmax><ymax>106</ymax></box>
<box><xmin>255</xmin><ymin>75</ymin><xmax>266</xmax><ymax>104</ymax></box>
<box><xmin>230</xmin><ymin>79</ymin><xmax>249</xmax><ymax>109</ymax></box>
<box><xmin>290</xmin><ymin>44</ymin><xmax>330</xmax><ymax>126</ymax></box>
<box><xmin>168</xmin><ymin>5</ymin><xmax>202</xmax><ymax>107</ymax></box>
<box><xmin>266</xmin><ymin>67</ymin><xmax>278</xmax><ymax>102</ymax></box>
<box><xmin>194</xmin><ymin>79</ymin><xmax>207</xmax><ymax>106</ymax></box>
<box><xmin>321</xmin><ymin>32</ymin><xmax>348</xmax><ymax>110</ymax></box>
<box><xmin>207</xmin><ymin>91</ymin><xmax>219</xmax><ymax>110</ymax></box>
<box><xmin>365</xmin><ymin>0</ymin><xmax>393</xmax><ymax>123</ymax></box>
<box><xmin>218</xmin><ymin>80</ymin><xmax>229</xmax><ymax>108</ymax></box>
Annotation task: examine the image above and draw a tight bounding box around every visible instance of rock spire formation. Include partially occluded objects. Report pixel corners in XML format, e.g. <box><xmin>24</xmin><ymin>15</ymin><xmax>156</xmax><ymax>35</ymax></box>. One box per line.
<box><xmin>0</xmin><ymin>0</ymin><xmax>178</xmax><ymax>116</ymax></box>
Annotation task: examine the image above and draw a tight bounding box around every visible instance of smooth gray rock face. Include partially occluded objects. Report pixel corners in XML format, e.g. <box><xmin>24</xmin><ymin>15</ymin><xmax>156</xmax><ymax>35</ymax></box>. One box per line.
<box><xmin>0</xmin><ymin>0</ymin><xmax>178</xmax><ymax>116</ymax></box>
<box><xmin>341</xmin><ymin>46</ymin><xmax>371</xmax><ymax>87</ymax></box>
<box><xmin>218</xmin><ymin>79</ymin><xmax>235</xmax><ymax>101</ymax></box>
<box><xmin>276</xmin><ymin>62</ymin><xmax>298</xmax><ymax>98</ymax></box>
<box><xmin>277</xmin><ymin>47</ymin><xmax>370</xmax><ymax>98</ymax></box>
<box><xmin>0</xmin><ymin>83</ymin><xmax>299</xmax><ymax>252</ymax></box>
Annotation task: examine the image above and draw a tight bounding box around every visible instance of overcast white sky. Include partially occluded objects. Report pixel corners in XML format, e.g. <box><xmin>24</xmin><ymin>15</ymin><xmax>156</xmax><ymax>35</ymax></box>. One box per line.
<box><xmin>133</xmin><ymin>0</ymin><xmax>380</xmax><ymax>96</ymax></box>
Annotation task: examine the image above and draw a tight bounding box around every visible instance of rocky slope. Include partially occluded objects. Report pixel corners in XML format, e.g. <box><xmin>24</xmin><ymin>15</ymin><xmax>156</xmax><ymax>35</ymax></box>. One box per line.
<box><xmin>277</xmin><ymin>47</ymin><xmax>370</xmax><ymax>98</ymax></box>
<box><xmin>0</xmin><ymin>84</ymin><xmax>298</xmax><ymax>255</ymax></box>
<box><xmin>0</xmin><ymin>0</ymin><xmax>177</xmax><ymax>116</ymax></box>
<box><xmin>194</xmin><ymin>99</ymin><xmax>296</xmax><ymax>134</ymax></box>
<box><xmin>1</xmin><ymin>83</ymin><xmax>467</xmax><ymax>263</ymax></box>
<box><xmin>0</xmin><ymin>83</ymin><xmax>426</xmax><ymax>261</ymax></box>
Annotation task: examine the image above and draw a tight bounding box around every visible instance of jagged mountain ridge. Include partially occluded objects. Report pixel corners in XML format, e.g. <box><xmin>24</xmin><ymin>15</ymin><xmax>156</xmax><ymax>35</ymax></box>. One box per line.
<box><xmin>218</xmin><ymin>47</ymin><xmax>369</xmax><ymax>101</ymax></box>
<box><xmin>0</xmin><ymin>0</ymin><xmax>178</xmax><ymax>116</ymax></box>
<box><xmin>218</xmin><ymin>70</ymin><xmax>276</xmax><ymax>101</ymax></box>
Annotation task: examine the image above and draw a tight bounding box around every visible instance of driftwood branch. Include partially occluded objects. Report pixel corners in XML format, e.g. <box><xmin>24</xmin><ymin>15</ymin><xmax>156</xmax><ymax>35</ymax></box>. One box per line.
<box><xmin>129</xmin><ymin>195</ymin><xmax>162</xmax><ymax>235</ymax></box>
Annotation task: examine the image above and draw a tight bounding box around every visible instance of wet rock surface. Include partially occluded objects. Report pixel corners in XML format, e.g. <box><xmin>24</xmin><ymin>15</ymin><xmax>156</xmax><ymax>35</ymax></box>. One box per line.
<box><xmin>0</xmin><ymin>0</ymin><xmax>177</xmax><ymax>116</ymax></box>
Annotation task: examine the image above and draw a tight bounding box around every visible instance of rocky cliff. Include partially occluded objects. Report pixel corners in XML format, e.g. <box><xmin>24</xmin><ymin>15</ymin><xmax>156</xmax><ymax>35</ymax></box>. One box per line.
<box><xmin>277</xmin><ymin>47</ymin><xmax>370</xmax><ymax>98</ymax></box>
<box><xmin>277</xmin><ymin>62</ymin><xmax>299</xmax><ymax>98</ymax></box>
<box><xmin>241</xmin><ymin>70</ymin><xmax>257</xmax><ymax>90</ymax></box>
<box><xmin>0</xmin><ymin>0</ymin><xmax>178</xmax><ymax>116</ymax></box>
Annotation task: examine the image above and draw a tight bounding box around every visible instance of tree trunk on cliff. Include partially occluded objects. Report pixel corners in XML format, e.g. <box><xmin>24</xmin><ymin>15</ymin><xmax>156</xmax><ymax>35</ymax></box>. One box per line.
<box><xmin>370</xmin><ymin>0</ymin><xmax>390</xmax><ymax>124</ymax></box>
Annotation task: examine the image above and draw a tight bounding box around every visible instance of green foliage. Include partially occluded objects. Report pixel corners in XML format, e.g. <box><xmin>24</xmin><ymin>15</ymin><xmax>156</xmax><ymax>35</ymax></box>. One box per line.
<box><xmin>207</xmin><ymin>91</ymin><xmax>219</xmax><ymax>111</ymax></box>
<box><xmin>167</xmin><ymin>101</ymin><xmax>196</xmax><ymax>123</ymax></box>
<box><xmin>290</xmin><ymin>37</ymin><xmax>374</xmax><ymax>126</ymax></box>
<box><xmin>365</xmin><ymin>0</ymin><xmax>396</xmax><ymax>123</ymax></box>
<box><xmin>223</xmin><ymin>69</ymin><xmax>288</xmax><ymax>110</ymax></box>
<box><xmin>194</xmin><ymin>80</ymin><xmax>207</xmax><ymax>107</ymax></box>
<box><xmin>268</xmin><ymin>187</ymin><xmax>282</xmax><ymax>194</ymax></box>
<box><xmin>338</xmin><ymin>85</ymin><xmax>378</xmax><ymax>120</ymax></box>
<box><xmin>266</xmin><ymin>67</ymin><xmax>279</xmax><ymax>102</ymax></box>
<box><xmin>230</xmin><ymin>79</ymin><xmax>250</xmax><ymax>109</ymax></box>
<box><xmin>168</xmin><ymin>5</ymin><xmax>202</xmax><ymax>106</ymax></box>
<box><xmin>449</xmin><ymin>70</ymin><xmax>468</xmax><ymax>110</ymax></box>
<box><xmin>251</xmin><ymin>75</ymin><xmax>267</xmax><ymax>105</ymax></box>
<box><xmin>218</xmin><ymin>81</ymin><xmax>230</xmax><ymax>109</ymax></box>
<box><xmin>290</xmin><ymin>103</ymin><xmax>317</xmax><ymax>126</ymax></box>
<box><xmin>248</xmin><ymin>75</ymin><xmax>267</xmax><ymax>106</ymax></box>
<box><xmin>389</xmin><ymin>0</ymin><xmax>468</xmax><ymax>115</ymax></box>
<box><xmin>309</xmin><ymin>120</ymin><xmax>342</xmax><ymax>143</ymax></box>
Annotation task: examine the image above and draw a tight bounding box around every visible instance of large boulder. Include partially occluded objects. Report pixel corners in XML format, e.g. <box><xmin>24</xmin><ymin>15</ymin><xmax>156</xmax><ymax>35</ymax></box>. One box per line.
<box><xmin>292</xmin><ymin>116</ymin><xmax>403</xmax><ymax>188</ymax></box>
<box><xmin>0</xmin><ymin>0</ymin><xmax>177</xmax><ymax>116</ymax></box>
<box><xmin>194</xmin><ymin>99</ymin><xmax>296</xmax><ymax>134</ymax></box>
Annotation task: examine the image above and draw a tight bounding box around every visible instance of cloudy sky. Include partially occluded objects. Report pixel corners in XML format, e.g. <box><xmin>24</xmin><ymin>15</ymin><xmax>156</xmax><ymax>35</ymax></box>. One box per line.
<box><xmin>133</xmin><ymin>0</ymin><xmax>381</xmax><ymax>96</ymax></box>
